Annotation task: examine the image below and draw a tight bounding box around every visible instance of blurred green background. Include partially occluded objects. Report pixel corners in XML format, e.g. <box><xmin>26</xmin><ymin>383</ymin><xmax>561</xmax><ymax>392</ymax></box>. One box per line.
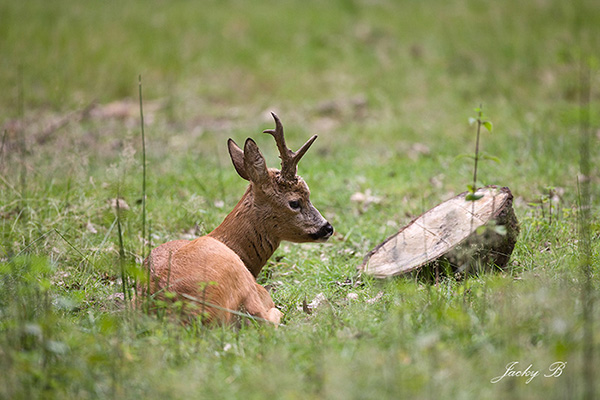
<box><xmin>1</xmin><ymin>0</ymin><xmax>599</xmax><ymax>398</ymax></box>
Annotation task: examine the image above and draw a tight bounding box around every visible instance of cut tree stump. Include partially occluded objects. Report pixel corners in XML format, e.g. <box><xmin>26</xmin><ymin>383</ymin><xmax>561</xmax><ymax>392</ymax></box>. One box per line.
<box><xmin>359</xmin><ymin>186</ymin><xmax>519</xmax><ymax>278</ymax></box>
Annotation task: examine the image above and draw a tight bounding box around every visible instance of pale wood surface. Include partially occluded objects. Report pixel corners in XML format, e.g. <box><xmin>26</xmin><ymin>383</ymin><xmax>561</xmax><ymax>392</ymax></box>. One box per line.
<box><xmin>359</xmin><ymin>186</ymin><xmax>517</xmax><ymax>278</ymax></box>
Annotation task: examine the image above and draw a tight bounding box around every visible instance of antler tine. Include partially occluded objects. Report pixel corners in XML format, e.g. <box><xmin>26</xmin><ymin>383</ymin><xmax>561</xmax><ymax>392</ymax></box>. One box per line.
<box><xmin>293</xmin><ymin>134</ymin><xmax>318</xmax><ymax>165</ymax></box>
<box><xmin>263</xmin><ymin>112</ymin><xmax>318</xmax><ymax>180</ymax></box>
<box><xmin>263</xmin><ymin>112</ymin><xmax>294</xmax><ymax>179</ymax></box>
<box><xmin>264</xmin><ymin>112</ymin><xmax>293</xmax><ymax>159</ymax></box>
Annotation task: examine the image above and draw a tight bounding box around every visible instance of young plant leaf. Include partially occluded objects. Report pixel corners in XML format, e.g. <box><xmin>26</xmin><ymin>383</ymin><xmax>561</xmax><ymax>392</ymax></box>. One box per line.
<box><xmin>475</xmin><ymin>225</ymin><xmax>488</xmax><ymax>235</ymax></box>
<box><xmin>455</xmin><ymin>153</ymin><xmax>475</xmax><ymax>161</ymax></box>
<box><xmin>483</xmin><ymin>121</ymin><xmax>493</xmax><ymax>132</ymax></box>
<box><xmin>465</xmin><ymin>193</ymin><xmax>484</xmax><ymax>201</ymax></box>
<box><xmin>480</xmin><ymin>153</ymin><xmax>501</xmax><ymax>163</ymax></box>
<box><xmin>494</xmin><ymin>225</ymin><xmax>507</xmax><ymax>235</ymax></box>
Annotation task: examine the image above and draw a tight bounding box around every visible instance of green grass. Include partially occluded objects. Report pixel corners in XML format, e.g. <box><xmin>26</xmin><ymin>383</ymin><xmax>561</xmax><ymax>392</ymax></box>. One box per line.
<box><xmin>1</xmin><ymin>0</ymin><xmax>599</xmax><ymax>398</ymax></box>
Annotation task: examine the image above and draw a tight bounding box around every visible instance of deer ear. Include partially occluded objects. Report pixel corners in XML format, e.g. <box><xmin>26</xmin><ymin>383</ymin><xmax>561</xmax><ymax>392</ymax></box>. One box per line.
<box><xmin>228</xmin><ymin>139</ymin><xmax>250</xmax><ymax>181</ymax></box>
<box><xmin>243</xmin><ymin>138</ymin><xmax>269</xmax><ymax>184</ymax></box>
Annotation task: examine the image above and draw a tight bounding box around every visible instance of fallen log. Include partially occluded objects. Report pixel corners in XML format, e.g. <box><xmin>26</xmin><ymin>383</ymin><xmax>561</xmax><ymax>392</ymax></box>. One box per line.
<box><xmin>359</xmin><ymin>186</ymin><xmax>519</xmax><ymax>278</ymax></box>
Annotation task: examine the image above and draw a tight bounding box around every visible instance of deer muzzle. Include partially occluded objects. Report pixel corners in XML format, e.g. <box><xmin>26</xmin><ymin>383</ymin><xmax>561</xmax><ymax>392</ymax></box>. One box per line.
<box><xmin>310</xmin><ymin>221</ymin><xmax>334</xmax><ymax>242</ymax></box>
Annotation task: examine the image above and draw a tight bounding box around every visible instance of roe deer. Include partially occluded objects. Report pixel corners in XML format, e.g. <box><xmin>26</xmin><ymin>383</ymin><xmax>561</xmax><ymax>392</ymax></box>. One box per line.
<box><xmin>143</xmin><ymin>113</ymin><xmax>333</xmax><ymax>325</ymax></box>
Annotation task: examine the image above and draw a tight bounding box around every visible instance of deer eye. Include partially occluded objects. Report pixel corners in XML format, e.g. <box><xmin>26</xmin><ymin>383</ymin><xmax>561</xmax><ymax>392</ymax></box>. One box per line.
<box><xmin>288</xmin><ymin>200</ymin><xmax>301</xmax><ymax>210</ymax></box>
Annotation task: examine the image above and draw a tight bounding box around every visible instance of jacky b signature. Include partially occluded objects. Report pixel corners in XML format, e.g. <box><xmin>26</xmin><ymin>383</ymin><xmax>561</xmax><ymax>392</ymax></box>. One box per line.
<box><xmin>491</xmin><ymin>361</ymin><xmax>567</xmax><ymax>384</ymax></box>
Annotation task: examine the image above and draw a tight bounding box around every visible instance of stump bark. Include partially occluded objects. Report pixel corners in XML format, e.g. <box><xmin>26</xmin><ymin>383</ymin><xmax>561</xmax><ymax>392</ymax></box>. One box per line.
<box><xmin>359</xmin><ymin>186</ymin><xmax>519</xmax><ymax>278</ymax></box>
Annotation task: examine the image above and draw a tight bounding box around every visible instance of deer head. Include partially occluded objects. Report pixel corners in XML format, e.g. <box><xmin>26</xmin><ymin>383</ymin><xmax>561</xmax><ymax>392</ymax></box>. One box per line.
<box><xmin>225</xmin><ymin>112</ymin><xmax>333</xmax><ymax>244</ymax></box>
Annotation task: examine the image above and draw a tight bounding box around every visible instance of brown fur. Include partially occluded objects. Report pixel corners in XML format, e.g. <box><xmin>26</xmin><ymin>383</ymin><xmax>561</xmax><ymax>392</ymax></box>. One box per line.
<box><xmin>144</xmin><ymin>237</ymin><xmax>282</xmax><ymax>325</ymax></box>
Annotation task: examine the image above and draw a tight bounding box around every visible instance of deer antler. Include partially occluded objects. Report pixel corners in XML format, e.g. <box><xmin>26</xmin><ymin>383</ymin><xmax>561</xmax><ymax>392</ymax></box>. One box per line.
<box><xmin>263</xmin><ymin>112</ymin><xmax>317</xmax><ymax>181</ymax></box>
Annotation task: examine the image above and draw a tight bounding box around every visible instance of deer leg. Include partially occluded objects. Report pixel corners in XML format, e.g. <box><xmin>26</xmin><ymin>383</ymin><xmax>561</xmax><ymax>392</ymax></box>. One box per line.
<box><xmin>243</xmin><ymin>283</ymin><xmax>283</xmax><ymax>325</ymax></box>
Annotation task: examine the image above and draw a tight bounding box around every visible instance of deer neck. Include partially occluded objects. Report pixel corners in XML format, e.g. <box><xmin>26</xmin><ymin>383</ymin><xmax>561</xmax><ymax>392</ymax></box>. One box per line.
<box><xmin>208</xmin><ymin>186</ymin><xmax>280</xmax><ymax>278</ymax></box>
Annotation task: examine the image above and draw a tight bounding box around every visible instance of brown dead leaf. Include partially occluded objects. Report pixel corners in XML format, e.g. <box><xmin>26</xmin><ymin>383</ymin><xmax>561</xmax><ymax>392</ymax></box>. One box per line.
<box><xmin>429</xmin><ymin>174</ymin><xmax>444</xmax><ymax>189</ymax></box>
<box><xmin>300</xmin><ymin>293</ymin><xmax>329</xmax><ymax>314</ymax></box>
<box><xmin>86</xmin><ymin>222</ymin><xmax>98</xmax><ymax>234</ymax></box>
<box><xmin>308</xmin><ymin>292</ymin><xmax>327</xmax><ymax>309</ymax></box>
<box><xmin>366</xmin><ymin>291</ymin><xmax>384</xmax><ymax>304</ymax></box>
<box><xmin>351</xmin><ymin>189</ymin><xmax>382</xmax><ymax>214</ymax></box>
<box><xmin>408</xmin><ymin>143</ymin><xmax>431</xmax><ymax>161</ymax></box>
<box><xmin>89</xmin><ymin>99</ymin><xmax>162</xmax><ymax>124</ymax></box>
<box><xmin>346</xmin><ymin>292</ymin><xmax>359</xmax><ymax>301</ymax></box>
<box><xmin>109</xmin><ymin>198</ymin><xmax>130</xmax><ymax>211</ymax></box>
<box><xmin>350</xmin><ymin>189</ymin><xmax>382</xmax><ymax>206</ymax></box>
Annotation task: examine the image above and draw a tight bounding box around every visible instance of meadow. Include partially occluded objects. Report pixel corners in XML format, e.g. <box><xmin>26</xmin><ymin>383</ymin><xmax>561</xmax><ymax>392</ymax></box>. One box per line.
<box><xmin>1</xmin><ymin>0</ymin><xmax>599</xmax><ymax>398</ymax></box>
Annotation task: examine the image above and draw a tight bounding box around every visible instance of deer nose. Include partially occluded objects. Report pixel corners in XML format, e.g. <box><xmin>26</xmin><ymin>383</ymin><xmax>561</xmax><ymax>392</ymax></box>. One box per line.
<box><xmin>323</xmin><ymin>222</ymin><xmax>334</xmax><ymax>238</ymax></box>
<box><xmin>310</xmin><ymin>222</ymin><xmax>334</xmax><ymax>242</ymax></box>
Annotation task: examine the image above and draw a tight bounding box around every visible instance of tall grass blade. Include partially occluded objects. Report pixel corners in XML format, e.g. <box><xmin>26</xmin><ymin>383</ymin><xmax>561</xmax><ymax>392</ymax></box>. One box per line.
<box><xmin>138</xmin><ymin>75</ymin><xmax>147</xmax><ymax>260</ymax></box>
<box><xmin>0</xmin><ymin>129</ymin><xmax>7</xmax><ymax>171</ymax></box>
<box><xmin>116</xmin><ymin>188</ymin><xmax>128</xmax><ymax>303</ymax></box>
<box><xmin>17</xmin><ymin>65</ymin><xmax>27</xmax><ymax>210</ymax></box>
